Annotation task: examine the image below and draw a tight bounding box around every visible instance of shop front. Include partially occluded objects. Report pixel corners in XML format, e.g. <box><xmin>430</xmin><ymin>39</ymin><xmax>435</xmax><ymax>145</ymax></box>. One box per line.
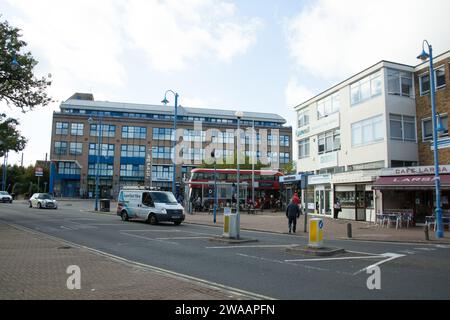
<box><xmin>373</xmin><ymin>166</ymin><xmax>450</xmax><ymax>224</ymax></box>
<box><xmin>307</xmin><ymin>174</ymin><xmax>332</xmax><ymax>216</ymax></box>
<box><xmin>332</xmin><ymin>170</ymin><xmax>379</xmax><ymax>222</ymax></box>
<box><xmin>279</xmin><ymin>174</ymin><xmax>308</xmax><ymax>210</ymax></box>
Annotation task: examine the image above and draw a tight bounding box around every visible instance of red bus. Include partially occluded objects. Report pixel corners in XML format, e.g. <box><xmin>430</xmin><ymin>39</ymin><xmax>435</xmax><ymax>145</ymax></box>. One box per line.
<box><xmin>187</xmin><ymin>168</ymin><xmax>283</xmax><ymax>210</ymax></box>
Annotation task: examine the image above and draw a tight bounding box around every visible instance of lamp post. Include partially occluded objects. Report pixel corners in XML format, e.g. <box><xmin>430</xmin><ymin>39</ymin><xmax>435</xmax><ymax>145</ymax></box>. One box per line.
<box><xmin>212</xmin><ymin>149</ymin><xmax>218</xmax><ymax>224</ymax></box>
<box><xmin>235</xmin><ymin>111</ymin><xmax>244</xmax><ymax>239</ymax></box>
<box><xmin>2</xmin><ymin>152</ymin><xmax>8</xmax><ymax>191</ymax></box>
<box><xmin>88</xmin><ymin>115</ymin><xmax>103</xmax><ymax>211</ymax></box>
<box><xmin>162</xmin><ymin>90</ymin><xmax>179</xmax><ymax>195</ymax></box>
<box><xmin>417</xmin><ymin>40</ymin><xmax>444</xmax><ymax>238</ymax></box>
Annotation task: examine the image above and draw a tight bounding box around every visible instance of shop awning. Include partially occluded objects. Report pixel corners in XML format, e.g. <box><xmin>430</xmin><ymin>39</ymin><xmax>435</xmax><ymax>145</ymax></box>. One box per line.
<box><xmin>373</xmin><ymin>175</ymin><xmax>450</xmax><ymax>189</ymax></box>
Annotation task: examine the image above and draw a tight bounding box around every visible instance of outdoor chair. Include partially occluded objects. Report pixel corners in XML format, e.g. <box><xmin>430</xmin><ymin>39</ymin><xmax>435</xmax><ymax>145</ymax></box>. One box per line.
<box><xmin>386</xmin><ymin>214</ymin><xmax>401</xmax><ymax>229</ymax></box>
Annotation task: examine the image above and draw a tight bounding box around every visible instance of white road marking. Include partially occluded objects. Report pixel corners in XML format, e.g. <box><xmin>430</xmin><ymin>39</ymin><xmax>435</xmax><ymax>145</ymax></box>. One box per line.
<box><xmin>156</xmin><ymin>236</ymin><xmax>212</xmax><ymax>240</ymax></box>
<box><xmin>414</xmin><ymin>247</ymin><xmax>437</xmax><ymax>251</ymax></box>
<box><xmin>285</xmin><ymin>256</ymin><xmax>384</xmax><ymax>263</ymax></box>
<box><xmin>399</xmin><ymin>250</ymin><xmax>416</xmax><ymax>255</ymax></box>
<box><xmin>120</xmin><ymin>232</ymin><xmax>179</xmax><ymax>245</ymax></box>
<box><xmin>236</xmin><ymin>253</ymin><xmax>308</xmax><ymax>267</ymax></box>
<box><xmin>353</xmin><ymin>253</ymin><xmax>405</xmax><ymax>275</ymax></box>
<box><xmin>345</xmin><ymin>250</ymin><xmax>382</xmax><ymax>256</ymax></box>
<box><xmin>206</xmin><ymin>244</ymin><xmax>292</xmax><ymax>249</ymax></box>
<box><xmin>436</xmin><ymin>245</ymin><xmax>450</xmax><ymax>249</ymax></box>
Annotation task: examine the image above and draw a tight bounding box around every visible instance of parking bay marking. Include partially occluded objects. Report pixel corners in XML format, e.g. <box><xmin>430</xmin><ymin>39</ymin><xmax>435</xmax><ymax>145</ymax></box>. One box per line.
<box><xmin>120</xmin><ymin>232</ymin><xmax>179</xmax><ymax>245</ymax></box>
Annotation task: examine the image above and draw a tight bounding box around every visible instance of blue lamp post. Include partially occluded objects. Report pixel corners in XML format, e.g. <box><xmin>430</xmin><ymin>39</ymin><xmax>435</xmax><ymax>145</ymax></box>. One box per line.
<box><xmin>211</xmin><ymin>149</ymin><xmax>218</xmax><ymax>224</ymax></box>
<box><xmin>162</xmin><ymin>90</ymin><xmax>179</xmax><ymax>195</ymax></box>
<box><xmin>1</xmin><ymin>152</ymin><xmax>8</xmax><ymax>191</ymax></box>
<box><xmin>235</xmin><ymin>110</ymin><xmax>244</xmax><ymax>239</ymax></box>
<box><xmin>417</xmin><ymin>40</ymin><xmax>444</xmax><ymax>238</ymax></box>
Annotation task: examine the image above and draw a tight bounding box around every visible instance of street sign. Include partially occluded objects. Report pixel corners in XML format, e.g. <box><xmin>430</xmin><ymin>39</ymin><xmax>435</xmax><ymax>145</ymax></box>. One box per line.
<box><xmin>35</xmin><ymin>167</ymin><xmax>44</xmax><ymax>177</ymax></box>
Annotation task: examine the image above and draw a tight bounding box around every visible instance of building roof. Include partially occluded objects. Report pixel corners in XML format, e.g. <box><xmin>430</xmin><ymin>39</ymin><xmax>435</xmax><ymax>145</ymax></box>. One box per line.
<box><xmin>60</xmin><ymin>96</ymin><xmax>287</xmax><ymax>124</ymax></box>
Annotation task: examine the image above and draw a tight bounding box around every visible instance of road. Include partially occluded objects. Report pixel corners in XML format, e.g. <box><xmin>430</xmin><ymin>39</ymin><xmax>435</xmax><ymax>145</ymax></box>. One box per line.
<box><xmin>1</xmin><ymin>202</ymin><xmax>449</xmax><ymax>299</ymax></box>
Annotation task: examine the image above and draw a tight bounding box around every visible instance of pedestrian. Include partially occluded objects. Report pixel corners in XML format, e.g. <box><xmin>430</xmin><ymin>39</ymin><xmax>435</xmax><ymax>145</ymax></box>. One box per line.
<box><xmin>286</xmin><ymin>198</ymin><xmax>300</xmax><ymax>234</ymax></box>
<box><xmin>195</xmin><ymin>196</ymin><xmax>202</xmax><ymax>212</ymax></box>
<box><xmin>333</xmin><ymin>198</ymin><xmax>341</xmax><ymax>219</ymax></box>
<box><xmin>292</xmin><ymin>192</ymin><xmax>300</xmax><ymax>205</ymax></box>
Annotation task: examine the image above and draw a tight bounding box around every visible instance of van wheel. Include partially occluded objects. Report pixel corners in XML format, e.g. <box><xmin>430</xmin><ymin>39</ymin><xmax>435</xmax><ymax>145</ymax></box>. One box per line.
<box><xmin>121</xmin><ymin>211</ymin><xmax>129</xmax><ymax>221</ymax></box>
<box><xmin>148</xmin><ymin>214</ymin><xmax>157</xmax><ymax>225</ymax></box>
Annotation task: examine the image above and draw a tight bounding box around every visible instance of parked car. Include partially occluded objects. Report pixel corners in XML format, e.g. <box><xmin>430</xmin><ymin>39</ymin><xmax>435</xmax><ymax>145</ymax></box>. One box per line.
<box><xmin>0</xmin><ymin>191</ymin><xmax>13</xmax><ymax>203</ymax></box>
<box><xmin>29</xmin><ymin>193</ymin><xmax>58</xmax><ymax>209</ymax></box>
<box><xmin>117</xmin><ymin>187</ymin><xmax>185</xmax><ymax>225</ymax></box>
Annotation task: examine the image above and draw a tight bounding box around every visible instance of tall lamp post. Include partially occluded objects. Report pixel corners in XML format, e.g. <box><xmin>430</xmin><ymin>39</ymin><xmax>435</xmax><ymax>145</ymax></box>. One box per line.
<box><xmin>88</xmin><ymin>115</ymin><xmax>103</xmax><ymax>211</ymax></box>
<box><xmin>417</xmin><ymin>40</ymin><xmax>444</xmax><ymax>238</ymax></box>
<box><xmin>235</xmin><ymin>111</ymin><xmax>244</xmax><ymax>239</ymax></box>
<box><xmin>162</xmin><ymin>90</ymin><xmax>179</xmax><ymax>195</ymax></box>
<box><xmin>2</xmin><ymin>152</ymin><xmax>8</xmax><ymax>192</ymax></box>
<box><xmin>212</xmin><ymin>149</ymin><xmax>218</xmax><ymax>224</ymax></box>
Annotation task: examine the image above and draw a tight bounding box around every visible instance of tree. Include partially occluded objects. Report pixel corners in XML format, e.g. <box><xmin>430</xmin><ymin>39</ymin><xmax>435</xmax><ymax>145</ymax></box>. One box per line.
<box><xmin>280</xmin><ymin>160</ymin><xmax>297</xmax><ymax>175</ymax></box>
<box><xmin>0</xmin><ymin>17</ymin><xmax>52</xmax><ymax>112</ymax></box>
<box><xmin>0</xmin><ymin>113</ymin><xmax>27</xmax><ymax>157</ymax></box>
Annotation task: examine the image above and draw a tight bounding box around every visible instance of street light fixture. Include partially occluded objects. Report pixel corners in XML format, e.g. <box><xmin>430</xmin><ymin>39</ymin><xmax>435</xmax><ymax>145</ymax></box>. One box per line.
<box><xmin>88</xmin><ymin>115</ymin><xmax>102</xmax><ymax>211</ymax></box>
<box><xmin>417</xmin><ymin>40</ymin><xmax>444</xmax><ymax>238</ymax></box>
<box><xmin>235</xmin><ymin>110</ymin><xmax>244</xmax><ymax>239</ymax></box>
<box><xmin>162</xmin><ymin>90</ymin><xmax>179</xmax><ymax>195</ymax></box>
<box><xmin>211</xmin><ymin>149</ymin><xmax>218</xmax><ymax>224</ymax></box>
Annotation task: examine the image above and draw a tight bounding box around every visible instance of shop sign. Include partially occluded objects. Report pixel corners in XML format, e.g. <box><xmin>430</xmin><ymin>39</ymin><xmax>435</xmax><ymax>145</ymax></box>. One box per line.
<box><xmin>308</xmin><ymin>174</ymin><xmax>332</xmax><ymax>185</ymax></box>
<box><xmin>279</xmin><ymin>174</ymin><xmax>303</xmax><ymax>183</ymax></box>
<box><xmin>381</xmin><ymin>165</ymin><xmax>450</xmax><ymax>176</ymax></box>
<box><xmin>318</xmin><ymin>152</ymin><xmax>338</xmax><ymax>169</ymax></box>
<box><xmin>392</xmin><ymin>176</ymin><xmax>438</xmax><ymax>183</ymax></box>
<box><xmin>296</xmin><ymin>113</ymin><xmax>339</xmax><ymax>139</ymax></box>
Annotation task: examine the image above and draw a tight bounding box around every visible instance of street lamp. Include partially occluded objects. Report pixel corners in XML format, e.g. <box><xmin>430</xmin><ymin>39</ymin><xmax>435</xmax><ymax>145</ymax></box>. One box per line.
<box><xmin>212</xmin><ymin>149</ymin><xmax>218</xmax><ymax>224</ymax></box>
<box><xmin>162</xmin><ymin>90</ymin><xmax>179</xmax><ymax>195</ymax></box>
<box><xmin>1</xmin><ymin>152</ymin><xmax>8</xmax><ymax>192</ymax></box>
<box><xmin>88</xmin><ymin>115</ymin><xmax>103</xmax><ymax>211</ymax></box>
<box><xmin>417</xmin><ymin>40</ymin><xmax>444</xmax><ymax>238</ymax></box>
<box><xmin>235</xmin><ymin>110</ymin><xmax>244</xmax><ymax>239</ymax></box>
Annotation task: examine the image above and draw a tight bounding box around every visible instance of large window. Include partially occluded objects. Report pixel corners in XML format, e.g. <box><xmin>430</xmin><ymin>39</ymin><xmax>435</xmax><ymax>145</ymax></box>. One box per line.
<box><xmin>297</xmin><ymin>109</ymin><xmax>309</xmax><ymax>127</ymax></box>
<box><xmin>55</xmin><ymin>122</ymin><xmax>68</xmax><ymax>135</ymax></box>
<box><xmin>120</xmin><ymin>164</ymin><xmax>144</xmax><ymax>178</ymax></box>
<box><xmin>350</xmin><ymin>71</ymin><xmax>382</xmax><ymax>105</ymax></box>
<box><xmin>298</xmin><ymin>138</ymin><xmax>310</xmax><ymax>159</ymax></box>
<box><xmin>436</xmin><ymin>66</ymin><xmax>446</xmax><ymax>88</ymax></box>
<box><xmin>318</xmin><ymin>129</ymin><xmax>340</xmax><ymax>154</ymax></box>
<box><xmin>422</xmin><ymin>114</ymin><xmax>449</xmax><ymax>141</ymax></box>
<box><xmin>152</xmin><ymin>165</ymin><xmax>174</xmax><ymax>181</ymax></box>
<box><xmin>89</xmin><ymin>143</ymin><xmax>115</xmax><ymax>157</ymax></box>
<box><xmin>351</xmin><ymin>115</ymin><xmax>384</xmax><ymax>147</ymax></box>
<box><xmin>69</xmin><ymin>142</ymin><xmax>83</xmax><ymax>155</ymax></box>
<box><xmin>70</xmin><ymin>123</ymin><xmax>84</xmax><ymax>136</ymax></box>
<box><xmin>122</xmin><ymin>126</ymin><xmax>147</xmax><ymax>139</ymax></box>
<box><xmin>90</xmin><ymin>124</ymin><xmax>116</xmax><ymax>137</ymax></box>
<box><xmin>317</xmin><ymin>93</ymin><xmax>340</xmax><ymax>118</ymax></box>
<box><xmin>387</xmin><ymin>68</ymin><xmax>413</xmax><ymax>97</ymax></box>
<box><xmin>419</xmin><ymin>66</ymin><xmax>446</xmax><ymax>96</ymax></box>
<box><xmin>121</xmin><ymin>145</ymin><xmax>146</xmax><ymax>158</ymax></box>
<box><xmin>389</xmin><ymin>114</ymin><xmax>416</xmax><ymax>141</ymax></box>
<box><xmin>182</xmin><ymin>148</ymin><xmax>205</xmax><ymax>161</ymax></box>
<box><xmin>279</xmin><ymin>152</ymin><xmax>290</xmax><ymax>164</ymax></box>
<box><xmin>183</xmin><ymin>129</ymin><xmax>206</xmax><ymax>142</ymax></box>
<box><xmin>153</xmin><ymin>128</ymin><xmax>174</xmax><ymax>141</ymax></box>
<box><xmin>88</xmin><ymin>163</ymin><xmax>113</xmax><ymax>176</ymax></box>
<box><xmin>152</xmin><ymin>146</ymin><xmax>173</xmax><ymax>159</ymax></box>
<box><xmin>54</xmin><ymin>141</ymin><xmax>67</xmax><ymax>155</ymax></box>
<box><xmin>58</xmin><ymin>162</ymin><xmax>80</xmax><ymax>175</ymax></box>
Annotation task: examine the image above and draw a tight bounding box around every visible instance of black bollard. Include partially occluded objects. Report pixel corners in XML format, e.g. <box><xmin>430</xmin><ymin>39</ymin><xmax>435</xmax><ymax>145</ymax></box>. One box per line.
<box><xmin>304</xmin><ymin>210</ymin><xmax>308</xmax><ymax>233</ymax></box>
<box><xmin>424</xmin><ymin>224</ymin><xmax>429</xmax><ymax>241</ymax></box>
<box><xmin>347</xmin><ymin>223</ymin><xmax>352</xmax><ymax>238</ymax></box>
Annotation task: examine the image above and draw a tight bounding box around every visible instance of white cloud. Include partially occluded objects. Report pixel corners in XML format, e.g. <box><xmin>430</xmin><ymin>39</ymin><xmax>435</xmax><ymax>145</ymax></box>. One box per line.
<box><xmin>124</xmin><ymin>0</ymin><xmax>263</xmax><ymax>71</ymax></box>
<box><xmin>286</xmin><ymin>0</ymin><xmax>450</xmax><ymax>81</ymax></box>
<box><xmin>285</xmin><ymin>78</ymin><xmax>314</xmax><ymax>109</ymax></box>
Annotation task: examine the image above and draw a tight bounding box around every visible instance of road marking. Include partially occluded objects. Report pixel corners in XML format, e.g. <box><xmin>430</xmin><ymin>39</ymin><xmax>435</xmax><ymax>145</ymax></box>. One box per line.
<box><xmin>206</xmin><ymin>244</ymin><xmax>292</xmax><ymax>249</ymax></box>
<box><xmin>120</xmin><ymin>232</ymin><xmax>179</xmax><ymax>245</ymax></box>
<box><xmin>398</xmin><ymin>250</ymin><xmax>416</xmax><ymax>255</ymax></box>
<box><xmin>414</xmin><ymin>247</ymin><xmax>436</xmax><ymax>251</ymax></box>
<box><xmin>353</xmin><ymin>253</ymin><xmax>405</xmax><ymax>275</ymax></box>
<box><xmin>436</xmin><ymin>244</ymin><xmax>450</xmax><ymax>249</ymax></box>
<box><xmin>285</xmin><ymin>256</ymin><xmax>384</xmax><ymax>263</ymax></box>
<box><xmin>156</xmin><ymin>236</ymin><xmax>212</xmax><ymax>240</ymax></box>
<box><xmin>236</xmin><ymin>253</ymin><xmax>308</xmax><ymax>267</ymax></box>
<box><xmin>345</xmin><ymin>250</ymin><xmax>382</xmax><ymax>256</ymax></box>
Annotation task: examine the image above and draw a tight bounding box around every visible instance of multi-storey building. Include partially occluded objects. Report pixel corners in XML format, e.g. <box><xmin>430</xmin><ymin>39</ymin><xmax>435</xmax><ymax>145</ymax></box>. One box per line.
<box><xmin>295</xmin><ymin>50</ymin><xmax>450</xmax><ymax>224</ymax></box>
<box><xmin>50</xmin><ymin>93</ymin><xmax>292</xmax><ymax>199</ymax></box>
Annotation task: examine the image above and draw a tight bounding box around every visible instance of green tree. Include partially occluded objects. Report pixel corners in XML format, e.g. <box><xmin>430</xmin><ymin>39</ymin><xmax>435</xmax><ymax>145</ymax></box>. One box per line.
<box><xmin>0</xmin><ymin>113</ymin><xmax>27</xmax><ymax>157</ymax></box>
<box><xmin>280</xmin><ymin>160</ymin><xmax>297</xmax><ymax>175</ymax></box>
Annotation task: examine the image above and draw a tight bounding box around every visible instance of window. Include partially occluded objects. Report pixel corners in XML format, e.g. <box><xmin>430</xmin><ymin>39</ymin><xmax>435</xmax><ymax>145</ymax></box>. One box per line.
<box><xmin>152</xmin><ymin>165</ymin><xmax>174</xmax><ymax>181</ymax></box>
<box><xmin>436</xmin><ymin>66</ymin><xmax>446</xmax><ymax>88</ymax></box>
<box><xmin>279</xmin><ymin>152</ymin><xmax>290</xmax><ymax>164</ymax></box>
<box><xmin>69</xmin><ymin>142</ymin><xmax>83</xmax><ymax>155</ymax></box>
<box><xmin>54</xmin><ymin>141</ymin><xmax>67</xmax><ymax>155</ymax></box>
<box><xmin>420</xmin><ymin>66</ymin><xmax>446</xmax><ymax>95</ymax></box>
<box><xmin>318</xmin><ymin>129</ymin><xmax>340</xmax><ymax>154</ymax></box>
<box><xmin>298</xmin><ymin>138</ymin><xmax>310</xmax><ymax>159</ymax></box>
<box><xmin>182</xmin><ymin>148</ymin><xmax>205</xmax><ymax>161</ymax></box>
<box><xmin>58</xmin><ymin>162</ymin><xmax>80</xmax><ymax>175</ymax></box>
<box><xmin>317</xmin><ymin>93</ymin><xmax>340</xmax><ymax>118</ymax></box>
<box><xmin>422</xmin><ymin>114</ymin><xmax>449</xmax><ymax>141</ymax></box>
<box><xmin>120</xmin><ymin>164</ymin><xmax>144</xmax><ymax>178</ymax></box>
<box><xmin>389</xmin><ymin>114</ymin><xmax>416</xmax><ymax>141</ymax></box>
<box><xmin>88</xmin><ymin>163</ymin><xmax>113</xmax><ymax>176</ymax></box>
<box><xmin>122</xmin><ymin>126</ymin><xmax>147</xmax><ymax>139</ymax></box>
<box><xmin>152</xmin><ymin>128</ymin><xmax>174</xmax><ymax>141</ymax></box>
<box><xmin>350</xmin><ymin>71</ymin><xmax>382</xmax><ymax>105</ymax></box>
<box><xmin>280</xmin><ymin>135</ymin><xmax>290</xmax><ymax>147</ymax></box>
<box><xmin>183</xmin><ymin>129</ymin><xmax>206</xmax><ymax>142</ymax></box>
<box><xmin>152</xmin><ymin>146</ymin><xmax>173</xmax><ymax>159</ymax></box>
<box><xmin>387</xmin><ymin>68</ymin><xmax>413</xmax><ymax>97</ymax></box>
<box><xmin>419</xmin><ymin>74</ymin><xmax>430</xmax><ymax>95</ymax></box>
<box><xmin>89</xmin><ymin>143</ymin><xmax>115</xmax><ymax>157</ymax></box>
<box><xmin>90</xmin><ymin>124</ymin><xmax>116</xmax><ymax>137</ymax></box>
<box><xmin>70</xmin><ymin>123</ymin><xmax>84</xmax><ymax>136</ymax></box>
<box><xmin>351</xmin><ymin>115</ymin><xmax>384</xmax><ymax>147</ymax></box>
<box><xmin>55</xmin><ymin>122</ymin><xmax>68</xmax><ymax>135</ymax></box>
<box><xmin>121</xmin><ymin>145</ymin><xmax>146</xmax><ymax>158</ymax></box>
<box><xmin>297</xmin><ymin>109</ymin><xmax>309</xmax><ymax>127</ymax></box>
<box><xmin>391</xmin><ymin>160</ymin><xmax>418</xmax><ymax>168</ymax></box>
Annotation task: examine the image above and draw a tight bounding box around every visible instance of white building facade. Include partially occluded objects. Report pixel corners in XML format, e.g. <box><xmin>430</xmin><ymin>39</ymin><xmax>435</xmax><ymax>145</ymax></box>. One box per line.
<box><xmin>295</xmin><ymin>61</ymin><xmax>418</xmax><ymax>222</ymax></box>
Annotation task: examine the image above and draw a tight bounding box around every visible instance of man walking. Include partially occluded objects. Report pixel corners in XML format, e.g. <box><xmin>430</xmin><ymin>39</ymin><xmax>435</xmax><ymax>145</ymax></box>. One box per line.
<box><xmin>286</xmin><ymin>199</ymin><xmax>300</xmax><ymax>234</ymax></box>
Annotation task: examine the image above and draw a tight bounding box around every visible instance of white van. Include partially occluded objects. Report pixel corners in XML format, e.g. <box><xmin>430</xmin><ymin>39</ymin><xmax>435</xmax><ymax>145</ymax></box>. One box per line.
<box><xmin>117</xmin><ymin>187</ymin><xmax>185</xmax><ymax>225</ymax></box>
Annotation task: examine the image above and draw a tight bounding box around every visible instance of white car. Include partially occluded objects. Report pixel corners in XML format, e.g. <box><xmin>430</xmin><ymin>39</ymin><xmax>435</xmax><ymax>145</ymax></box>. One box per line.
<box><xmin>29</xmin><ymin>193</ymin><xmax>58</xmax><ymax>209</ymax></box>
<box><xmin>0</xmin><ymin>191</ymin><xmax>13</xmax><ymax>203</ymax></box>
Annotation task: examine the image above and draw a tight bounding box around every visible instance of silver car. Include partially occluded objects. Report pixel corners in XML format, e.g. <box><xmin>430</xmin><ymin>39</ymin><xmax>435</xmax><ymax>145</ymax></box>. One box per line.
<box><xmin>0</xmin><ymin>191</ymin><xmax>13</xmax><ymax>203</ymax></box>
<box><xmin>29</xmin><ymin>193</ymin><xmax>58</xmax><ymax>209</ymax></box>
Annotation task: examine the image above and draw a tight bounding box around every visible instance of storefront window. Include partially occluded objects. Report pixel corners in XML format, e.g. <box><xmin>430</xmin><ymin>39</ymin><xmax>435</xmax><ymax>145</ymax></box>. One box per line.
<box><xmin>365</xmin><ymin>191</ymin><xmax>374</xmax><ymax>209</ymax></box>
<box><xmin>335</xmin><ymin>191</ymin><xmax>355</xmax><ymax>208</ymax></box>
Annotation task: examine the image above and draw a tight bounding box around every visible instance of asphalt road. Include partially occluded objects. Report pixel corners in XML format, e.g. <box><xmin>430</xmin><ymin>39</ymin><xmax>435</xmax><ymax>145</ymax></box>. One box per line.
<box><xmin>1</xmin><ymin>202</ymin><xmax>449</xmax><ymax>299</ymax></box>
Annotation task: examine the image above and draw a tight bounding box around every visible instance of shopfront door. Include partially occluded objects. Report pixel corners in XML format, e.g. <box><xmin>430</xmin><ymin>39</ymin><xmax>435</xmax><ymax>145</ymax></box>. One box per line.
<box><xmin>356</xmin><ymin>185</ymin><xmax>366</xmax><ymax>221</ymax></box>
<box><xmin>315</xmin><ymin>188</ymin><xmax>331</xmax><ymax>215</ymax></box>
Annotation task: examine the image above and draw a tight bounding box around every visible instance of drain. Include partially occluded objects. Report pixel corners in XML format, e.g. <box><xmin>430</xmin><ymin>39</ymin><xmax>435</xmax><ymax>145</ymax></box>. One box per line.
<box><xmin>57</xmin><ymin>246</ymin><xmax>72</xmax><ymax>250</ymax></box>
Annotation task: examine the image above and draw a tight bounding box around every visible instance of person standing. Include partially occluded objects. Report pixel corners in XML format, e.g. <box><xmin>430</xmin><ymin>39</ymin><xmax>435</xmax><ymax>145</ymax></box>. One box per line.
<box><xmin>286</xmin><ymin>199</ymin><xmax>300</xmax><ymax>234</ymax></box>
<box><xmin>333</xmin><ymin>198</ymin><xmax>341</xmax><ymax>219</ymax></box>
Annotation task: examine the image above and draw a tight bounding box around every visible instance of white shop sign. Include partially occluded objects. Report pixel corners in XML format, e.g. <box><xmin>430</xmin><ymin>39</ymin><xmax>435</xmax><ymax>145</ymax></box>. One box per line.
<box><xmin>308</xmin><ymin>174</ymin><xmax>332</xmax><ymax>185</ymax></box>
<box><xmin>296</xmin><ymin>112</ymin><xmax>340</xmax><ymax>139</ymax></box>
<box><xmin>318</xmin><ymin>152</ymin><xmax>338</xmax><ymax>169</ymax></box>
<box><xmin>380</xmin><ymin>165</ymin><xmax>450</xmax><ymax>176</ymax></box>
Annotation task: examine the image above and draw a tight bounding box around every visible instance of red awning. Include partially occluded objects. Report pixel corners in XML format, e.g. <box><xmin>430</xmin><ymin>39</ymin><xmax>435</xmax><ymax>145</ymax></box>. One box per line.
<box><xmin>373</xmin><ymin>175</ymin><xmax>450</xmax><ymax>189</ymax></box>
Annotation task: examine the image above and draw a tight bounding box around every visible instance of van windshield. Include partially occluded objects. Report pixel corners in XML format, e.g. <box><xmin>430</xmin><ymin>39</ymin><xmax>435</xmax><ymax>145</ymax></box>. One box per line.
<box><xmin>150</xmin><ymin>192</ymin><xmax>178</xmax><ymax>204</ymax></box>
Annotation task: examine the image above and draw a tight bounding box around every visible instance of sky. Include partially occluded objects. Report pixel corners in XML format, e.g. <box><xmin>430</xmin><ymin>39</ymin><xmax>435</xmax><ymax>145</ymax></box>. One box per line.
<box><xmin>1</xmin><ymin>0</ymin><xmax>450</xmax><ymax>166</ymax></box>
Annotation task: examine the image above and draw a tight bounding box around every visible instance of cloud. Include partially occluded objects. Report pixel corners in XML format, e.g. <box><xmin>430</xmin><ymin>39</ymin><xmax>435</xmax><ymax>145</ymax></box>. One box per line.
<box><xmin>124</xmin><ymin>0</ymin><xmax>263</xmax><ymax>72</ymax></box>
<box><xmin>285</xmin><ymin>78</ymin><xmax>314</xmax><ymax>109</ymax></box>
<box><xmin>286</xmin><ymin>0</ymin><xmax>450</xmax><ymax>82</ymax></box>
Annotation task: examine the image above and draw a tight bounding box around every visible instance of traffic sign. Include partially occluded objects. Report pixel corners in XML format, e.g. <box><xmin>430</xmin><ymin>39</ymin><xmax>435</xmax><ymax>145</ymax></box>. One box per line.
<box><xmin>35</xmin><ymin>167</ymin><xmax>44</xmax><ymax>177</ymax></box>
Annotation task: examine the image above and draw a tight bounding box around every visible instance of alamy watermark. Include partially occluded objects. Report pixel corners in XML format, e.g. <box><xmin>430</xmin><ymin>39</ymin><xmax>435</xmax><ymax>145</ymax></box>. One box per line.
<box><xmin>366</xmin><ymin>266</ymin><xmax>381</xmax><ymax>290</ymax></box>
<box><xmin>66</xmin><ymin>265</ymin><xmax>81</xmax><ymax>290</ymax></box>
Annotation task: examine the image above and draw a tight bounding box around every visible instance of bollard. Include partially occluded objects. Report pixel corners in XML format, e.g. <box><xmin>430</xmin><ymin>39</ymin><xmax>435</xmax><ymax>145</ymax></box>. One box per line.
<box><xmin>347</xmin><ymin>223</ymin><xmax>352</xmax><ymax>238</ymax></box>
<box><xmin>304</xmin><ymin>210</ymin><xmax>308</xmax><ymax>233</ymax></box>
<box><xmin>424</xmin><ymin>224</ymin><xmax>429</xmax><ymax>241</ymax></box>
